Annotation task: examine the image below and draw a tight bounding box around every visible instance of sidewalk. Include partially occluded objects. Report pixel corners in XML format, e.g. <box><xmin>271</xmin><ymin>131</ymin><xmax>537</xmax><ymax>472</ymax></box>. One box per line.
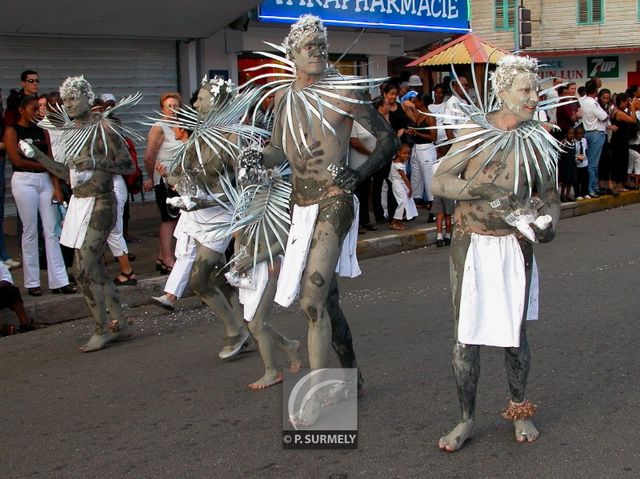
<box><xmin>3</xmin><ymin>190</ymin><xmax>640</xmax><ymax>327</ymax></box>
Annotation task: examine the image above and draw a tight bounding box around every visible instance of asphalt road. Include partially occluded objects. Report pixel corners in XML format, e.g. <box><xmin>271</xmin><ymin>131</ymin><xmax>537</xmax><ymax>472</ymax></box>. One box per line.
<box><xmin>2</xmin><ymin>204</ymin><xmax>640</xmax><ymax>479</ymax></box>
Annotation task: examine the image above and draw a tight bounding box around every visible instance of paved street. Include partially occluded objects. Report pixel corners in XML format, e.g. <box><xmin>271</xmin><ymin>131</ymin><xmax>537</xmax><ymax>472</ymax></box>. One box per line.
<box><xmin>2</xmin><ymin>204</ymin><xmax>640</xmax><ymax>479</ymax></box>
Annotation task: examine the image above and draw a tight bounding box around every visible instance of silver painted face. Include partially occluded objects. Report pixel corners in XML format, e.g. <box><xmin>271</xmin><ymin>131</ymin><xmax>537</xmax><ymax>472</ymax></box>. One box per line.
<box><xmin>194</xmin><ymin>87</ymin><xmax>213</xmax><ymax>115</ymax></box>
<box><xmin>501</xmin><ymin>73</ymin><xmax>538</xmax><ymax>122</ymax></box>
<box><xmin>290</xmin><ymin>32</ymin><xmax>328</xmax><ymax>77</ymax></box>
<box><xmin>64</xmin><ymin>94</ymin><xmax>90</xmax><ymax>119</ymax></box>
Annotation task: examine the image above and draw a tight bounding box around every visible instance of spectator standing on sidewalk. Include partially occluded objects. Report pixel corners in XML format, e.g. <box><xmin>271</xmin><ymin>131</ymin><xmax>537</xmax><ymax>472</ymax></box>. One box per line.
<box><xmin>389</xmin><ymin>143</ymin><xmax>417</xmax><ymax>231</ymax></box>
<box><xmin>556</xmin><ymin>82</ymin><xmax>580</xmax><ymax>134</ymax></box>
<box><xmin>4</xmin><ymin>70</ymin><xmax>40</xmax><ymax>127</ymax></box>
<box><xmin>595</xmin><ymin>88</ymin><xmax>617</xmax><ymax>196</ymax></box>
<box><xmin>371</xmin><ymin>94</ymin><xmax>396</xmax><ymax>223</ymax></box>
<box><xmin>92</xmin><ymin>95</ymin><xmax>138</xmax><ymax>286</ymax></box>
<box><xmin>579</xmin><ymin>80</ymin><xmax>609</xmax><ymax>198</ymax></box>
<box><xmin>558</xmin><ymin>127</ymin><xmax>578</xmax><ymax>202</ymax></box>
<box><xmin>349</xmin><ymin>120</ymin><xmax>378</xmax><ymax>233</ymax></box>
<box><xmin>143</xmin><ymin>93</ymin><xmax>183</xmax><ymax>275</ymax></box>
<box><xmin>407</xmin><ymin>94</ymin><xmax>437</xmax><ymax>214</ymax></box>
<box><xmin>3</xmin><ymin>96</ymin><xmax>74</xmax><ymax>296</ymax></box>
<box><xmin>0</xmin><ymin>88</ymin><xmax>21</xmax><ymax>269</ymax></box>
<box><xmin>609</xmin><ymin>92</ymin><xmax>638</xmax><ymax>192</ymax></box>
<box><xmin>574</xmin><ymin>126</ymin><xmax>590</xmax><ymax>200</ymax></box>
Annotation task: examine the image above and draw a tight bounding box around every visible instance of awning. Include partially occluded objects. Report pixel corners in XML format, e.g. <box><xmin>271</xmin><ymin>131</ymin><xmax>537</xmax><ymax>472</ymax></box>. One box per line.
<box><xmin>0</xmin><ymin>0</ymin><xmax>261</xmax><ymax>39</ymax></box>
<box><xmin>407</xmin><ymin>33</ymin><xmax>509</xmax><ymax>67</ymax></box>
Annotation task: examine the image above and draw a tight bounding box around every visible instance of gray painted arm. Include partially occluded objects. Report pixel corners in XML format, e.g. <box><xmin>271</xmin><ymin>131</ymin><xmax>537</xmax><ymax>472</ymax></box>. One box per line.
<box><xmin>335</xmin><ymin>100</ymin><xmax>398</xmax><ymax>191</ymax></box>
<box><xmin>22</xmin><ymin>141</ymin><xmax>69</xmax><ymax>180</ymax></box>
<box><xmin>350</xmin><ymin>103</ymin><xmax>398</xmax><ymax>180</ymax></box>
<box><xmin>531</xmin><ymin>175</ymin><xmax>560</xmax><ymax>243</ymax></box>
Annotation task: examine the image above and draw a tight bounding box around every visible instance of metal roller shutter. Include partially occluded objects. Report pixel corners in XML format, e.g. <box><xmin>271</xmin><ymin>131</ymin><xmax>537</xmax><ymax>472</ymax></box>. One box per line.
<box><xmin>1</xmin><ymin>36</ymin><xmax>179</xmax><ymax>213</ymax></box>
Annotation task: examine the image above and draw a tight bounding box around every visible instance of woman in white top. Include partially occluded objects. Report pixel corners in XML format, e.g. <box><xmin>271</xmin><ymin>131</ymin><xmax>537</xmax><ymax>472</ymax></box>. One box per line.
<box><xmin>143</xmin><ymin>93</ymin><xmax>184</xmax><ymax>274</ymax></box>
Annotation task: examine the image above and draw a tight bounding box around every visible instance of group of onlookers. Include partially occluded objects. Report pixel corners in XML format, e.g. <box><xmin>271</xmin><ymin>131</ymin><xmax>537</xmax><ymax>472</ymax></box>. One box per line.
<box><xmin>556</xmin><ymin>78</ymin><xmax>640</xmax><ymax>201</ymax></box>
<box><xmin>350</xmin><ymin>73</ymin><xmax>461</xmax><ymax>246</ymax></box>
<box><xmin>0</xmin><ymin>70</ymin><xmax>77</xmax><ymax>333</ymax></box>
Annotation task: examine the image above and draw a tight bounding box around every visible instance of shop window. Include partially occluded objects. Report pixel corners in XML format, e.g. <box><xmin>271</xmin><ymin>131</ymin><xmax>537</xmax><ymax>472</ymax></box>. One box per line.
<box><xmin>237</xmin><ymin>54</ymin><xmax>367</xmax><ymax>87</ymax></box>
<box><xmin>494</xmin><ymin>0</ymin><xmax>516</xmax><ymax>31</ymax></box>
<box><xmin>330</xmin><ymin>56</ymin><xmax>368</xmax><ymax>77</ymax></box>
<box><xmin>237</xmin><ymin>56</ymin><xmax>289</xmax><ymax>87</ymax></box>
<box><xmin>577</xmin><ymin>0</ymin><xmax>604</xmax><ymax>25</ymax></box>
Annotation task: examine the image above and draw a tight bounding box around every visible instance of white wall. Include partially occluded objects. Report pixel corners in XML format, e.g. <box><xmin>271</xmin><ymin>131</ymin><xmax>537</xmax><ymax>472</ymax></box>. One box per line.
<box><xmin>538</xmin><ymin>54</ymin><xmax>639</xmax><ymax>95</ymax></box>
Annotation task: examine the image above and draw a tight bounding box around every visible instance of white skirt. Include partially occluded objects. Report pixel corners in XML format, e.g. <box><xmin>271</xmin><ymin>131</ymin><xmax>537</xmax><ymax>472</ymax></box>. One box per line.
<box><xmin>238</xmin><ymin>259</ymin><xmax>275</xmax><ymax>322</ymax></box>
<box><xmin>60</xmin><ymin>195</ymin><xmax>95</xmax><ymax>249</ymax></box>
<box><xmin>457</xmin><ymin>233</ymin><xmax>539</xmax><ymax>348</ymax></box>
<box><xmin>275</xmin><ymin>196</ymin><xmax>361</xmax><ymax>308</ymax></box>
<box><xmin>180</xmin><ymin>206</ymin><xmax>232</xmax><ymax>254</ymax></box>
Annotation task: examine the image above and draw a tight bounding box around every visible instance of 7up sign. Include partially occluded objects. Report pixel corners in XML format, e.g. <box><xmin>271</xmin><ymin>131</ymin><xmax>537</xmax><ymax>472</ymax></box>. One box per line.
<box><xmin>587</xmin><ymin>56</ymin><xmax>619</xmax><ymax>78</ymax></box>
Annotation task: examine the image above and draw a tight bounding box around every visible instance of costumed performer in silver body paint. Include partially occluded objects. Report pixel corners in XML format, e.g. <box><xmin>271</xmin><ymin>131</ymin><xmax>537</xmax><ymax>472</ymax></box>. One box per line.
<box><xmin>242</xmin><ymin>15</ymin><xmax>397</xmax><ymax>422</ymax></box>
<box><xmin>24</xmin><ymin>76</ymin><xmax>139</xmax><ymax>352</ymax></box>
<box><xmin>431</xmin><ymin>55</ymin><xmax>569</xmax><ymax>451</ymax></box>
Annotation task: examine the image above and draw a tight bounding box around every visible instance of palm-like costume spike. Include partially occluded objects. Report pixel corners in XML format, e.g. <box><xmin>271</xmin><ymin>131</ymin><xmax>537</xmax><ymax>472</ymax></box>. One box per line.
<box><xmin>415</xmin><ymin>56</ymin><xmax>566</xmax><ymax>195</ymax></box>
<box><xmin>238</xmin><ymin>42</ymin><xmax>386</xmax><ymax>157</ymax></box>
<box><xmin>144</xmin><ymin>85</ymin><xmax>270</xmax><ymax>178</ymax></box>
<box><xmin>222</xmin><ymin>160</ymin><xmax>293</xmax><ymax>274</ymax></box>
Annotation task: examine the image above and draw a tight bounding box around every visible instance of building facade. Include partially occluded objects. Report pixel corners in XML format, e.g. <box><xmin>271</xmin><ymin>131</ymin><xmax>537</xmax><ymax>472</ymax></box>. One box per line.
<box><xmin>471</xmin><ymin>0</ymin><xmax>640</xmax><ymax>93</ymax></box>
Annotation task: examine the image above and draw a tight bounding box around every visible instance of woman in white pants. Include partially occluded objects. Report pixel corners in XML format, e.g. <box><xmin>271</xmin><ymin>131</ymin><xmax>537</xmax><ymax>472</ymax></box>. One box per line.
<box><xmin>3</xmin><ymin>96</ymin><xmax>74</xmax><ymax>296</ymax></box>
<box><xmin>109</xmin><ymin>175</ymin><xmax>137</xmax><ymax>285</ymax></box>
<box><xmin>408</xmin><ymin>95</ymin><xmax>437</xmax><ymax>209</ymax></box>
<box><xmin>151</xmin><ymin>214</ymin><xmax>197</xmax><ymax>311</ymax></box>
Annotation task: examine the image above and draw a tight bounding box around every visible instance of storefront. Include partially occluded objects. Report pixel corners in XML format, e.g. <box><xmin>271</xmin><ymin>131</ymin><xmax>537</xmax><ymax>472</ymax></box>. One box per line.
<box><xmin>534</xmin><ymin>49</ymin><xmax>640</xmax><ymax>95</ymax></box>
<box><xmin>200</xmin><ymin>0</ymin><xmax>471</xmax><ymax>93</ymax></box>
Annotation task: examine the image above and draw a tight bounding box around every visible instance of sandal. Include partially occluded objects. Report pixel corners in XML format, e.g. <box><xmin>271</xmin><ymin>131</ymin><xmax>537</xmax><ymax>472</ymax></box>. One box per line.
<box><xmin>114</xmin><ymin>270</ymin><xmax>137</xmax><ymax>286</ymax></box>
<box><xmin>51</xmin><ymin>284</ymin><xmax>78</xmax><ymax>294</ymax></box>
<box><xmin>27</xmin><ymin>287</ymin><xmax>42</xmax><ymax>297</ymax></box>
<box><xmin>155</xmin><ymin>258</ymin><xmax>163</xmax><ymax>271</ymax></box>
<box><xmin>159</xmin><ymin>262</ymin><xmax>173</xmax><ymax>275</ymax></box>
<box><xmin>389</xmin><ymin>223</ymin><xmax>407</xmax><ymax>231</ymax></box>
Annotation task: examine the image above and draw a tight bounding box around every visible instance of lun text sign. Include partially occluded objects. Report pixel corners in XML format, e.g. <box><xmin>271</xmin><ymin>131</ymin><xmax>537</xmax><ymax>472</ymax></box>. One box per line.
<box><xmin>259</xmin><ymin>0</ymin><xmax>470</xmax><ymax>33</ymax></box>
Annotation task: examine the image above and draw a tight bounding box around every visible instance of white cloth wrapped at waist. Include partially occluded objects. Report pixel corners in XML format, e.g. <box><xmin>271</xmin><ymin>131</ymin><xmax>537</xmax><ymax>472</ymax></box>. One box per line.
<box><xmin>179</xmin><ymin>205</ymin><xmax>232</xmax><ymax>255</ymax></box>
<box><xmin>70</xmin><ymin>168</ymin><xmax>94</xmax><ymax>188</ymax></box>
<box><xmin>60</xmin><ymin>195</ymin><xmax>96</xmax><ymax>249</ymax></box>
<box><xmin>457</xmin><ymin>233</ymin><xmax>539</xmax><ymax>348</ymax></box>
<box><xmin>275</xmin><ymin>196</ymin><xmax>361</xmax><ymax>307</ymax></box>
<box><xmin>236</xmin><ymin>257</ymin><xmax>282</xmax><ymax>322</ymax></box>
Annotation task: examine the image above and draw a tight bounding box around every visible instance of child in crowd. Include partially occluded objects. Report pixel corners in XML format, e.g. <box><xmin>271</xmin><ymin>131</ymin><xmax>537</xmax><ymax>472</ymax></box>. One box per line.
<box><xmin>389</xmin><ymin>143</ymin><xmax>418</xmax><ymax>231</ymax></box>
<box><xmin>0</xmin><ymin>261</ymin><xmax>44</xmax><ymax>334</ymax></box>
<box><xmin>574</xmin><ymin>126</ymin><xmax>590</xmax><ymax>200</ymax></box>
<box><xmin>558</xmin><ymin>127</ymin><xmax>578</xmax><ymax>202</ymax></box>
<box><xmin>431</xmin><ymin>160</ymin><xmax>455</xmax><ymax>247</ymax></box>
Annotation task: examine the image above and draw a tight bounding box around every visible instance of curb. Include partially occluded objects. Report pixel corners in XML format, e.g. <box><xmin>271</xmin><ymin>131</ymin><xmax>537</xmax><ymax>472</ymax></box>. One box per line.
<box><xmin>15</xmin><ymin>190</ymin><xmax>640</xmax><ymax>326</ymax></box>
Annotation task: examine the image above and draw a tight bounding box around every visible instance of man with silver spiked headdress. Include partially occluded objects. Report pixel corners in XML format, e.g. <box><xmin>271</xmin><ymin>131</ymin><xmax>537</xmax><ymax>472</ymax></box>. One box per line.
<box><xmin>22</xmin><ymin>75</ymin><xmax>138</xmax><ymax>352</ymax></box>
<box><xmin>244</xmin><ymin>14</ymin><xmax>397</xmax><ymax>421</ymax></box>
<box><xmin>431</xmin><ymin>55</ymin><xmax>562</xmax><ymax>451</ymax></box>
